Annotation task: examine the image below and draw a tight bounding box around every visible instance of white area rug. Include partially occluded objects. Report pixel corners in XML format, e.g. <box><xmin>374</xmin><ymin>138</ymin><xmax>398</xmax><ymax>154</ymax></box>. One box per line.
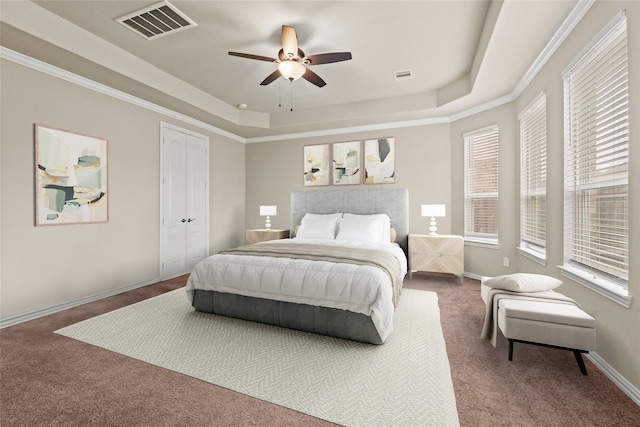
<box><xmin>56</xmin><ymin>288</ymin><xmax>459</xmax><ymax>426</ymax></box>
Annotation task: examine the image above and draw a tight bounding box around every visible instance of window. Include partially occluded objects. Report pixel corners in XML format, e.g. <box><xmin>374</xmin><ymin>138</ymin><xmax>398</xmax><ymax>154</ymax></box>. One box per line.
<box><xmin>562</xmin><ymin>13</ymin><xmax>629</xmax><ymax>305</ymax></box>
<box><xmin>519</xmin><ymin>93</ymin><xmax>547</xmax><ymax>263</ymax></box>
<box><xmin>464</xmin><ymin>125</ymin><xmax>499</xmax><ymax>245</ymax></box>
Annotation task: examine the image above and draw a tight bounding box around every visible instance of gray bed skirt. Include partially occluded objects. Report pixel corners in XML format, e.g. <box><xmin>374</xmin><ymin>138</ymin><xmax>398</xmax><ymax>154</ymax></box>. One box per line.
<box><xmin>191</xmin><ymin>289</ymin><xmax>383</xmax><ymax>345</ymax></box>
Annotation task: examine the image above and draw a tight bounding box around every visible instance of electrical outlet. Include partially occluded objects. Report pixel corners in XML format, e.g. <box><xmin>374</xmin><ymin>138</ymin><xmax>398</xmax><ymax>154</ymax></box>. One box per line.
<box><xmin>503</xmin><ymin>257</ymin><xmax>510</xmax><ymax>267</ymax></box>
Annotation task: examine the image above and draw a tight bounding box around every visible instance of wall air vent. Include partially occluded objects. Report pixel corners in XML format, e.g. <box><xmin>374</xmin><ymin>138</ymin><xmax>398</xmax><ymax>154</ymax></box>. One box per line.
<box><xmin>394</xmin><ymin>69</ymin><xmax>413</xmax><ymax>81</ymax></box>
<box><xmin>116</xmin><ymin>1</ymin><xmax>197</xmax><ymax>40</ymax></box>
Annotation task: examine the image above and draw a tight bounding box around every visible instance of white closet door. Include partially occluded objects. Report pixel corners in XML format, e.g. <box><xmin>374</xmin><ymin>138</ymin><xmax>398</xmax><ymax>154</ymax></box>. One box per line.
<box><xmin>185</xmin><ymin>134</ymin><xmax>207</xmax><ymax>270</ymax></box>
<box><xmin>161</xmin><ymin>125</ymin><xmax>208</xmax><ymax>279</ymax></box>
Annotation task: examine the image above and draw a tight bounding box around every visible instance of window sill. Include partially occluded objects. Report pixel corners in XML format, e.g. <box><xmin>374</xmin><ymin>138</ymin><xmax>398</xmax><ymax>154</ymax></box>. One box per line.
<box><xmin>517</xmin><ymin>247</ymin><xmax>546</xmax><ymax>266</ymax></box>
<box><xmin>464</xmin><ymin>238</ymin><xmax>500</xmax><ymax>250</ymax></box>
<box><xmin>559</xmin><ymin>265</ymin><xmax>631</xmax><ymax>308</ymax></box>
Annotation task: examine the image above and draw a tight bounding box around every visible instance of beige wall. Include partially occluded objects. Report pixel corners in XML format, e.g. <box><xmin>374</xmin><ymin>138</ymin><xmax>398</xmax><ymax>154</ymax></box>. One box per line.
<box><xmin>245</xmin><ymin>124</ymin><xmax>452</xmax><ymax>235</ymax></box>
<box><xmin>0</xmin><ymin>0</ymin><xmax>638</xmax><ymax>398</ymax></box>
<box><xmin>246</xmin><ymin>0</ymin><xmax>640</xmax><ymax>394</ymax></box>
<box><xmin>0</xmin><ymin>59</ymin><xmax>245</xmax><ymax>319</ymax></box>
<box><xmin>454</xmin><ymin>0</ymin><xmax>639</xmax><ymax>392</ymax></box>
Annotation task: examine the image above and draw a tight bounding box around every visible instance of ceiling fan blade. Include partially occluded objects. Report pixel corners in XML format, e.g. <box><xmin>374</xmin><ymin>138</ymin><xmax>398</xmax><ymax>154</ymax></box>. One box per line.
<box><xmin>304</xmin><ymin>52</ymin><xmax>352</xmax><ymax>65</ymax></box>
<box><xmin>281</xmin><ymin>25</ymin><xmax>299</xmax><ymax>58</ymax></box>
<box><xmin>302</xmin><ymin>68</ymin><xmax>326</xmax><ymax>87</ymax></box>
<box><xmin>228</xmin><ymin>51</ymin><xmax>277</xmax><ymax>63</ymax></box>
<box><xmin>260</xmin><ymin>70</ymin><xmax>282</xmax><ymax>86</ymax></box>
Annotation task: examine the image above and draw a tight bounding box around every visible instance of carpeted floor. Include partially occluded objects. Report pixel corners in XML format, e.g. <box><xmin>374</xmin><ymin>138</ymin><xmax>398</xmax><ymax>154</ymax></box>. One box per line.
<box><xmin>409</xmin><ymin>273</ymin><xmax>640</xmax><ymax>427</ymax></box>
<box><xmin>1</xmin><ymin>274</ymin><xmax>639</xmax><ymax>426</ymax></box>
<box><xmin>54</xmin><ymin>288</ymin><xmax>458</xmax><ymax>426</ymax></box>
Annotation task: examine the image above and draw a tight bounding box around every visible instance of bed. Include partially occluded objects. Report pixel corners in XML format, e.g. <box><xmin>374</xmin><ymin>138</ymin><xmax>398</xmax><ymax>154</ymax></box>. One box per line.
<box><xmin>186</xmin><ymin>188</ymin><xmax>409</xmax><ymax>344</ymax></box>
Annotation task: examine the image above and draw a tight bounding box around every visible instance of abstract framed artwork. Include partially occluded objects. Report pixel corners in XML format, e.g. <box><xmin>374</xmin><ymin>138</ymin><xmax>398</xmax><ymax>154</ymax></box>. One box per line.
<box><xmin>303</xmin><ymin>143</ymin><xmax>330</xmax><ymax>186</ymax></box>
<box><xmin>35</xmin><ymin>124</ymin><xmax>109</xmax><ymax>226</ymax></box>
<box><xmin>332</xmin><ymin>140</ymin><xmax>361</xmax><ymax>185</ymax></box>
<box><xmin>364</xmin><ymin>137</ymin><xmax>395</xmax><ymax>184</ymax></box>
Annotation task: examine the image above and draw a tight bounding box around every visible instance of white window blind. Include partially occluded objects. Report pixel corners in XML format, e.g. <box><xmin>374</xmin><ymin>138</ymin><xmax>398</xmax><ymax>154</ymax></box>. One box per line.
<box><xmin>464</xmin><ymin>125</ymin><xmax>499</xmax><ymax>244</ymax></box>
<box><xmin>563</xmin><ymin>14</ymin><xmax>628</xmax><ymax>292</ymax></box>
<box><xmin>519</xmin><ymin>93</ymin><xmax>547</xmax><ymax>259</ymax></box>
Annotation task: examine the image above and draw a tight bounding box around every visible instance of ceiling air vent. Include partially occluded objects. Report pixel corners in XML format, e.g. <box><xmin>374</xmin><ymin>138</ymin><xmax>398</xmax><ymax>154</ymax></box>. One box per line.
<box><xmin>116</xmin><ymin>1</ymin><xmax>197</xmax><ymax>40</ymax></box>
<box><xmin>394</xmin><ymin>69</ymin><xmax>413</xmax><ymax>81</ymax></box>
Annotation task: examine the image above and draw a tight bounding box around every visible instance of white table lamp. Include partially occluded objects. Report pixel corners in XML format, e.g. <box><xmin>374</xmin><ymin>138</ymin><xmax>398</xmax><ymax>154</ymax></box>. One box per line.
<box><xmin>260</xmin><ymin>205</ymin><xmax>277</xmax><ymax>229</ymax></box>
<box><xmin>421</xmin><ymin>204</ymin><xmax>446</xmax><ymax>235</ymax></box>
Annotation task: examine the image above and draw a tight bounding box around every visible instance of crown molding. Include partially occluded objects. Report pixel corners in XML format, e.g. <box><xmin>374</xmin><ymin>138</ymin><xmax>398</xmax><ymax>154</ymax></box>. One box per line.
<box><xmin>512</xmin><ymin>0</ymin><xmax>596</xmax><ymax>97</ymax></box>
<box><xmin>1</xmin><ymin>0</ymin><xmax>594</xmax><ymax>144</ymax></box>
<box><xmin>0</xmin><ymin>47</ymin><xmax>245</xmax><ymax>143</ymax></box>
<box><xmin>245</xmin><ymin>116</ymin><xmax>452</xmax><ymax>143</ymax></box>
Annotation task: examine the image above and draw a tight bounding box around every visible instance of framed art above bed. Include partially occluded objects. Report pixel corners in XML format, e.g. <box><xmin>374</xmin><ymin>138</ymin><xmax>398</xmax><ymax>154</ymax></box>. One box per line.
<box><xmin>332</xmin><ymin>140</ymin><xmax>361</xmax><ymax>185</ymax></box>
<box><xmin>303</xmin><ymin>143</ymin><xmax>330</xmax><ymax>186</ymax></box>
<box><xmin>364</xmin><ymin>137</ymin><xmax>395</xmax><ymax>184</ymax></box>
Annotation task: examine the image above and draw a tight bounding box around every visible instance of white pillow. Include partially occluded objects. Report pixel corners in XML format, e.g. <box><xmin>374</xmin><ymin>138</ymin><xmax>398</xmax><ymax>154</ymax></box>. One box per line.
<box><xmin>304</xmin><ymin>213</ymin><xmax>342</xmax><ymax>235</ymax></box>
<box><xmin>295</xmin><ymin>213</ymin><xmax>342</xmax><ymax>239</ymax></box>
<box><xmin>336</xmin><ymin>214</ymin><xmax>389</xmax><ymax>243</ymax></box>
<box><xmin>341</xmin><ymin>213</ymin><xmax>391</xmax><ymax>243</ymax></box>
<box><xmin>484</xmin><ymin>273</ymin><xmax>562</xmax><ymax>293</ymax></box>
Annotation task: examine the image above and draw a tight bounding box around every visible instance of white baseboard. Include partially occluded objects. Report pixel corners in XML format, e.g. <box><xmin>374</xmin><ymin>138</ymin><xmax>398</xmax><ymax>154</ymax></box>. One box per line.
<box><xmin>466</xmin><ymin>273</ymin><xmax>640</xmax><ymax>406</ymax></box>
<box><xmin>0</xmin><ymin>278</ymin><xmax>159</xmax><ymax>329</ymax></box>
<box><xmin>587</xmin><ymin>352</ymin><xmax>640</xmax><ymax>406</ymax></box>
<box><xmin>464</xmin><ymin>272</ymin><xmax>484</xmax><ymax>281</ymax></box>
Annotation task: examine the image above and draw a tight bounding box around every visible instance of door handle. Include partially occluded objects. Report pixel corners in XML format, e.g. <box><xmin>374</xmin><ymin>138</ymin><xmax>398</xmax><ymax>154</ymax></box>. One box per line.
<box><xmin>187</xmin><ymin>218</ymin><xmax>195</xmax><ymax>222</ymax></box>
<box><xmin>181</xmin><ymin>219</ymin><xmax>187</xmax><ymax>223</ymax></box>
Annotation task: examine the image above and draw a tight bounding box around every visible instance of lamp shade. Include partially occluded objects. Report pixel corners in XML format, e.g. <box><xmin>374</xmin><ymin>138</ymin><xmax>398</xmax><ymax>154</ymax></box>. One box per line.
<box><xmin>260</xmin><ymin>205</ymin><xmax>277</xmax><ymax>216</ymax></box>
<box><xmin>421</xmin><ymin>204</ymin><xmax>445</xmax><ymax>217</ymax></box>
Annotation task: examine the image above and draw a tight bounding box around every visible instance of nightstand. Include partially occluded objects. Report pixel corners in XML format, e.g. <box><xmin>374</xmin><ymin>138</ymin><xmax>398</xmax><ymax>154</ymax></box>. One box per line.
<box><xmin>408</xmin><ymin>234</ymin><xmax>464</xmax><ymax>283</ymax></box>
<box><xmin>245</xmin><ymin>229</ymin><xmax>290</xmax><ymax>245</ymax></box>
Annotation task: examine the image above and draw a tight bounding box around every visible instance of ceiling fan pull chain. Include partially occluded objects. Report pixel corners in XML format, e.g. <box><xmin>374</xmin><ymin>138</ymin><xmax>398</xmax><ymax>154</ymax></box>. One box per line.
<box><xmin>290</xmin><ymin>80</ymin><xmax>294</xmax><ymax>112</ymax></box>
<box><xmin>278</xmin><ymin>81</ymin><xmax>282</xmax><ymax>108</ymax></box>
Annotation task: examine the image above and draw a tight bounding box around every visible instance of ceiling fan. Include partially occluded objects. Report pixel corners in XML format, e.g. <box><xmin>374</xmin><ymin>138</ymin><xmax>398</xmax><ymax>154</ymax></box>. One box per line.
<box><xmin>228</xmin><ymin>25</ymin><xmax>352</xmax><ymax>88</ymax></box>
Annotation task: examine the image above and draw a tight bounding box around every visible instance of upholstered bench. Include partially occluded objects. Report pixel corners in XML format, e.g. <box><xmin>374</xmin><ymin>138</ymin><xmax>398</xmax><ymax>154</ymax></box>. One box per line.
<box><xmin>497</xmin><ymin>298</ymin><xmax>596</xmax><ymax>375</ymax></box>
<box><xmin>480</xmin><ymin>274</ymin><xmax>597</xmax><ymax>375</ymax></box>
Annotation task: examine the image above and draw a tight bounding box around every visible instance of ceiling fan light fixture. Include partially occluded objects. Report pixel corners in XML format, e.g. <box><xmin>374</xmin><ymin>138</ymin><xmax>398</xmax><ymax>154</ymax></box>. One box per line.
<box><xmin>278</xmin><ymin>61</ymin><xmax>306</xmax><ymax>81</ymax></box>
<box><xmin>228</xmin><ymin>25</ymin><xmax>350</xmax><ymax>88</ymax></box>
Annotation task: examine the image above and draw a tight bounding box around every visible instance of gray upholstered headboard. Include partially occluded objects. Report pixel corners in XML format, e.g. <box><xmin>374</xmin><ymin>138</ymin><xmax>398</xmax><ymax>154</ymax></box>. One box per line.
<box><xmin>291</xmin><ymin>188</ymin><xmax>410</xmax><ymax>254</ymax></box>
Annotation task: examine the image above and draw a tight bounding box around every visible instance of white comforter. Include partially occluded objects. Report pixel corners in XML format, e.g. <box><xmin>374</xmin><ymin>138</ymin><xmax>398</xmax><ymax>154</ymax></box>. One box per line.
<box><xmin>186</xmin><ymin>239</ymin><xmax>407</xmax><ymax>342</ymax></box>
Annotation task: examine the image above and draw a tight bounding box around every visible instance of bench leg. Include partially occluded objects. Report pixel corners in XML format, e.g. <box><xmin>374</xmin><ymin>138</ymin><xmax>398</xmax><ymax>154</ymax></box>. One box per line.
<box><xmin>573</xmin><ymin>350</ymin><xmax>588</xmax><ymax>375</ymax></box>
<box><xmin>505</xmin><ymin>338</ymin><xmax>589</xmax><ymax>375</ymax></box>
